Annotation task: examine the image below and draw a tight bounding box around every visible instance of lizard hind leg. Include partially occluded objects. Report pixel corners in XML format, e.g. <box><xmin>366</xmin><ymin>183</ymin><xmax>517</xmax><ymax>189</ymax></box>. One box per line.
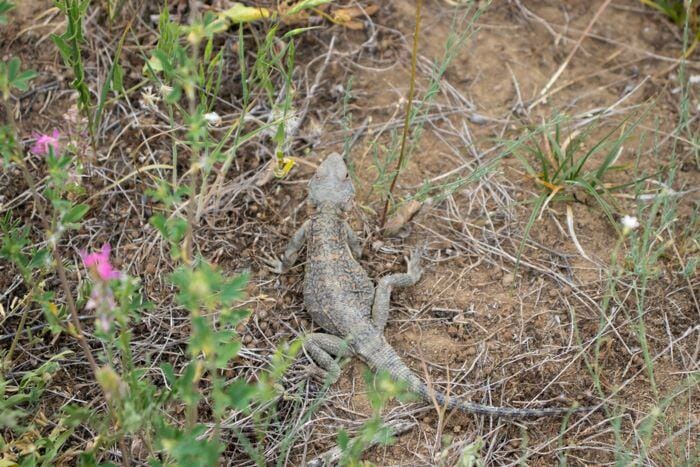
<box><xmin>371</xmin><ymin>247</ymin><xmax>423</xmax><ymax>331</ymax></box>
<box><xmin>303</xmin><ymin>333</ymin><xmax>352</xmax><ymax>384</ymax></box>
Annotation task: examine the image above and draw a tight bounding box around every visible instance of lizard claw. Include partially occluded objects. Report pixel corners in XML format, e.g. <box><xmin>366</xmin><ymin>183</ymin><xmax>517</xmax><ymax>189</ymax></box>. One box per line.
<box><xmin>261</xmin><ymin>252</ymin><xmax>287</xmax><ymax>274</ymax></box>
<box><xmin>303</xmin><ymin>364</ymin><xmax>339</xmax><ymax>385</ymax></box>
<box><xmin>406</xmin><ymin>244</ymin><xmax>425</xmax><ymax>278</ymax></box>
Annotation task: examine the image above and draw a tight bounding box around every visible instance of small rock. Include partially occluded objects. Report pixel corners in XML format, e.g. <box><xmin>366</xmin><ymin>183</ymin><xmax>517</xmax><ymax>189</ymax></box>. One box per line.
<box><xmin>469</xmin><ymin>113</ymin><xmax>488</xmax><ymax>125</ymax></box>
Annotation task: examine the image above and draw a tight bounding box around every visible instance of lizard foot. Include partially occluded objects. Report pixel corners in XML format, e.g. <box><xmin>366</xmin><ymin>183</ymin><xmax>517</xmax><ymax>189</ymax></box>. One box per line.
<box><xmin>406</xmin><ymin>245</ymin><xmax>425</xmax><ymax>279</ymax></box>
<box><xmin>261</xmin><ymin>252</ymin><xmax>287</xmax><ymax>274</ymax></box>
<box><xmin>303</xmin><ymin>364</ymin><xmax>340</xmax><ymax>385</ymax></box>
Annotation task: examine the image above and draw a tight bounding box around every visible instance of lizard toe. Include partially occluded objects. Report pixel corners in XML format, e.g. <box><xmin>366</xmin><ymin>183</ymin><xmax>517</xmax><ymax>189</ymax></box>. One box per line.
<box><xmin>261</xmin><ymin>253</ymin><xmax>286</xmax><ymax>274</ymax></box>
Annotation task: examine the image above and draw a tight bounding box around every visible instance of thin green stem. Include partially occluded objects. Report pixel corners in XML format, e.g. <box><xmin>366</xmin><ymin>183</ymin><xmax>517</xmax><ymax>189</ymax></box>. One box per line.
<box><xmin>379</xmin><ymin>0</ymin><xmax>422</xmax><ymax>229</ymax></box>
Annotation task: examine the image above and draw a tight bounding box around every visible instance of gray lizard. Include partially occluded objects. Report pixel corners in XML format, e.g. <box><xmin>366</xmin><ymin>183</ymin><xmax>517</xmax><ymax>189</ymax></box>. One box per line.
<box><xmin>265</xmin><ymin>153</ymin><xmax>593</xmax><ymax>417</ymax></box>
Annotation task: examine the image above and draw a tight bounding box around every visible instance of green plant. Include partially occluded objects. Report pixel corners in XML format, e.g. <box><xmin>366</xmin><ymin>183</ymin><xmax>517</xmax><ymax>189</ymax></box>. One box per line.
<box><xmin>578</xmin><ymin>37</ymin><xmax>699</xmax><ymax>464</ymax></box>
<box><xmin>639</xmin><ymin>1</ymin><xmax>700</xmax><ymax>46</ymax></box>
<box><xmin>337</xmin><ymin>371</ymin><xmax>414</xmax><ymax>466</ymax></box>
<box><xmin>51</xmin><ymin>0</ymin><xmax>127</xmax><ymax>160</ymax></box>
<box><xmin>511</xmin><ymin>114</ymin><xmax>651</xmax><ymax>264</ymax></box>
<box><xmin>359</xmin><ymin>1</ymin><xmax>489</xmax><ymax>222</ymax></box>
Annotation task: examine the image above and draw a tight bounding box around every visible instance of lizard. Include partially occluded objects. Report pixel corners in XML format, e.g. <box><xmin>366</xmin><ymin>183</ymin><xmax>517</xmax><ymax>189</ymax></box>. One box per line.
<box><xmin>264</xmin><ymin>153</ymin><xmax>594</xmax><ymax>417</ymax></box>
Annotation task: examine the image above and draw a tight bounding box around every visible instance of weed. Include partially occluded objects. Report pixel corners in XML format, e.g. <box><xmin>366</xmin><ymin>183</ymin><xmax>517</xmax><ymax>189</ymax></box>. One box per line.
<box><xmin>639</xmin><ymin>1</ymin><xmax>700</xmax><ymax>51</ymax></box>
<box><xmin>510</xmin><ymin>114</ymin><xmax>652</xmax><ymax>265</ymax></box>
<box><xmin>364</xmin><ymin>1</ymin><xmax>489</xmax><ymax>222</ymax></box>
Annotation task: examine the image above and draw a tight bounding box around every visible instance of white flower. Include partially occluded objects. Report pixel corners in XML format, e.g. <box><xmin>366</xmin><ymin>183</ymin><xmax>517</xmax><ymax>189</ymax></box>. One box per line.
<box><xmin>621</xmin><ymin>215</ymin><xmax>640</xmax><ymax>233</ymax></box>
<box><xmin>139</xmin><ymin>85</ymin><xmax>160</xmax><ymax>109</ymax></box>
<box><xmin>159</xmin><ymin>84</ymin><xmax>173</xmax><ymax>99</ymax></box>
<box><xmin>204</xmin><ymin>112</ymin><xmax>222</xmax><ymax>127</ymax></box>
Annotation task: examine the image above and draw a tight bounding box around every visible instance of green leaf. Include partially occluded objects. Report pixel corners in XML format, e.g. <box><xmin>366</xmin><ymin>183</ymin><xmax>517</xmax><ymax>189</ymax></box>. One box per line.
<box><xmin>282</xmin><ymin>26</ymin><xmax>321</xmax><ymax>39</ymax></box>
<box><xmin>286</xmin><ymin>0</ymin><xmax>332</xmax><ymax>16</ymax></box>
<box><xmin>150</xmin><ymin>214</ymin><xmax>187</xmax><ymax>244</ymax></box>
<box><xmin>28</xmin><ymin>248</ymin><xmax>50</xmax><ymax>270</ymax></box>
<box><xmin>111</xmin><ymin>62</ymin><xmax>123</xmax><ymax>92</ymax></box>
<box><xmin>219</xmin><ymin>273</ymin><xmax>249</xmax><ymax>305</ymax></box>
<box><xmin>51</xmin><ymin>34</ymin><xmax>73</xmax><ymax>64</ymax></box>
<box><xmin>337</xmin><ymin>429</ymin><xmax>349</xmax><ymax>449</ymax></box>
<box><xmin>215</xmin><ymin>337</ymin><xmax>241</xmax><ymax>369</ymax></box>
<box><xmin>0</xmin><ymin>1</ymin><xmax>15</xmax><ymax>25</ymax></box>
<box><xmin>12</xmin><ymin>69</ymin><xmax>38</xmax><ymax>91</ymax></box>
<box><xmin>0</xmin><ymin>57</ymin><xmax>37</xmax><ymax>98</ymax></box>
<box><xmin>226</xmin><ymin>379</ymin><xmax>257</xmax><ymax>411</ymax></box>
<box><xmin>220</xmin><ymin>309</ymin><xmax>249</xmax><ymax>327</ymax></box>
<box><xmin>62</xmin><ymin>203</ymin><xmax>89</xmax><ymax>224</ymax></box>
<box><xmin>7</xmin><ymin>55</ymin><xmax>18</xmax><ymax>77</ymax></box>
<box><xmin>219</xmin><ymin>3</ymin><xmax>273</xmax><ymax>23</ymax></box>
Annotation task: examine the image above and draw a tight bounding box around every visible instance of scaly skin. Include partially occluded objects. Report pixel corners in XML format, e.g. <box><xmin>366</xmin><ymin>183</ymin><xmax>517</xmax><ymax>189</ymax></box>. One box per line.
<box><xmin>265</xmin><ymin>153</ymin><xmax>593</xmax><ymax>417</ymax></box>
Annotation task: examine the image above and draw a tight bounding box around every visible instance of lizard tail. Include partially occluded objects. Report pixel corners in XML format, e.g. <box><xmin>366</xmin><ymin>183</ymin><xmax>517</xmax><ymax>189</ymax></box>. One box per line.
<box><xmin>357</xmin><ymin>337</ymin><xmax>593</xmax><ymax>418</ymax></box>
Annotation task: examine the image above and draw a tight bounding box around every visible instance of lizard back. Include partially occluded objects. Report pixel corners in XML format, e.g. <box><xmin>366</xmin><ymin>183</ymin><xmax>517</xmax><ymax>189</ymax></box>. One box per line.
<box><xmin>303</xmin><ymin>210</ymin><xmax>374</xmax><ymax>336</ymax></box>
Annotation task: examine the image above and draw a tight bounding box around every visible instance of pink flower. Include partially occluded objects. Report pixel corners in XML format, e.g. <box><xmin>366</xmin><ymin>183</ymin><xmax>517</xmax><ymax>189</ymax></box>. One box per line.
<box><xmin>81</xmin><ymin>243</ymin><xmax>121</xmax><ymax>281</ymax></box>
<box><xmin>31</xmin><ymin>129</ymin><xmax>60</xmax><ymax>156</ymax></box>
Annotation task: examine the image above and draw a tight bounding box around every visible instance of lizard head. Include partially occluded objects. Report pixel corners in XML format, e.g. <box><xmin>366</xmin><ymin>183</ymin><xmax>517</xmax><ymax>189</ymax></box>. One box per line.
<box><xmin>308</xmin><ymin>152</ymin><xmax>355</xmax><ymax>210</ymax></box>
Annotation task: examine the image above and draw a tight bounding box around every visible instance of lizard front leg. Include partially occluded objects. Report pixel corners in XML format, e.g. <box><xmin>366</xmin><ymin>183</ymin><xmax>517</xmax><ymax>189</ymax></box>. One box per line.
<box><xmin>263</xmin><ymin>220</ymin><xmax>310</xmax><ymax>273</ymax></box>
<box><xmin>304</xmin><ymin>333</ymin><xmax>351</xmax><ymax>384</ymax></box>
<box><xmin>343</xmin><ymin>221</ymin><xmax>363</xmax><ymax>260</ymax></box>
<box><xmin>371</xmin><ymin>248</ymin><xmax>423</xmax><ymax>331</ymax></box>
